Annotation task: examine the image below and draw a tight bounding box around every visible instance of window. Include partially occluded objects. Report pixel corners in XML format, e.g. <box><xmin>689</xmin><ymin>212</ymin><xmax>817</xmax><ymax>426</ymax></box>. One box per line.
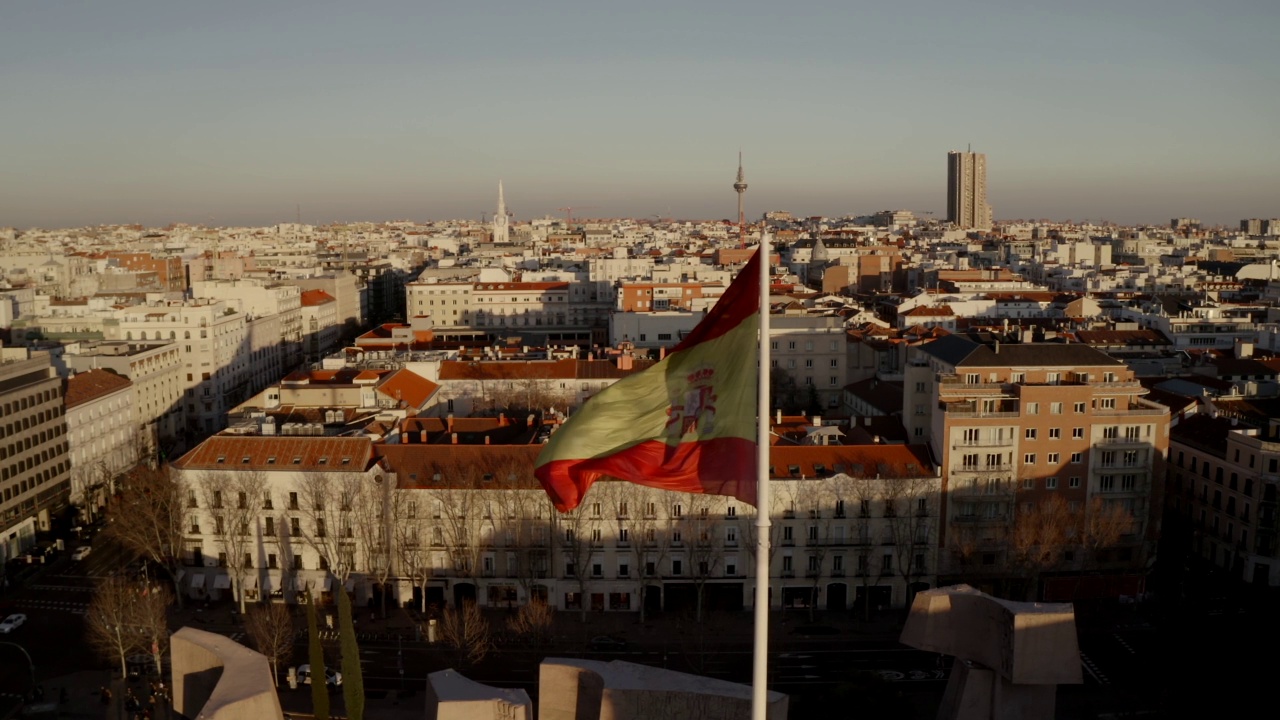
<box><xmin>1025</xmin><ymin>428</ymin><xmax>1037</xmax><ymax>440</ymax></box>
<box><xmin>1069</xmin><ymin>476</ymin><xmax>1080</xmax><ymax>488</ymax></box>
<box><xmin>672</xmin><ymin>559</ymin><xmax>683</xmax><ymax>575</ymax></box>
<box><xmin>1024</xmin><ymin>453</ymin><xmax>1036</xmax><ymax>465</ymax></box>
<box><xmin>1046</xmin><ymin>372</ymin><xmax>1060</xmax><ymax>384</ymax></box>
<box><xmin>1046</xmin><ymin>477</ymin><xmax>1058</xmax><ymax>489</ymax></box>
<box><xmin>1071</xmin><ymin>452</ymin><xmax>1082</xmax><ymax>463</ymax></box>
<box><xmin>1074</xmin><ymin>402</ymin><xmax>1086</xmax><ymax>413</ymax></box>
<box><xmin>672</xmin><ymin>504</ymin><xmax>683</xmax><ymax>518</ymax></box>
<box><xmin>1072</xmin><ymin>427</ymin><xmax>1084</xmax><ymax>439</ymax></box>
<box><xmin>1027</xmin><ymin>403</ymin><xmax>1039</xmax><ymax>415</ymax></box>
<box><xmin>1048</xmin><ymin>453</ymin><xmax>1060</xmax><ymax>464</ymax></box>
<box><xmin>781</xmin><ymin>556</ymin><xmax>792</xmax><ymax>572</ymax></box>
<box><xmin>1099</xmin><ymin>398</ymin><xmax>1116</xmax><ymax>409</ymax></box>
<box><xmin>1048</xmin><ymin>428</ymin><xmax>1061</xmax><ymax>440</ymax></box>
<box><xmin>1050</xmin><ymin>402</ymin><xmax>1063</xmax><ymax>415</ymax></box>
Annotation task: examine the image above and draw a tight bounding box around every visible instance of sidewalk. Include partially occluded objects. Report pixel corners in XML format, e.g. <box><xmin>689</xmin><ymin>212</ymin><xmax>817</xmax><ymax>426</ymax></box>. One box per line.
<box><xmin>37</xmin><ymin>670</ymin><xmax>174</xmax><ymax>720</ymax></box>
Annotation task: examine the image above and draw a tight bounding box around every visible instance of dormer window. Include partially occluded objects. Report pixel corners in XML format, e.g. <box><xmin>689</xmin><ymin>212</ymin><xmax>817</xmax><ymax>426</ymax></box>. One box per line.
<box><xmin>267</xmin><ymin>457</ymin><xmax>277</xmax><ymax>465</ymax></box>
<box><xmin>341</xmin><ymin>457</ymin><xmax>351</xmax><ymax>465</ymax></box>
<box><xmin>292</xmin><ymin>457</ymin><xmax>302</xmax><ymax>465</ymax></box>
<box><xmin>216</xmin><ymin>456</ymin><xmax>226</xmax><ymax>464</ymax></box>
<box><xmin>241</xmin><ymin>457</ymin><xmax>251</xmax><ymax>464</ymax></box>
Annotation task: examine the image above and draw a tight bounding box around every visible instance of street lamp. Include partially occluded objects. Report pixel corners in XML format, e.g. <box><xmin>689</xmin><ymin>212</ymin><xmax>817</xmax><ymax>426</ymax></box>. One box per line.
<box><xmin>0</xmin><ymin>642</ymin><xmax>36</xmax><ymax>698</ymax></box>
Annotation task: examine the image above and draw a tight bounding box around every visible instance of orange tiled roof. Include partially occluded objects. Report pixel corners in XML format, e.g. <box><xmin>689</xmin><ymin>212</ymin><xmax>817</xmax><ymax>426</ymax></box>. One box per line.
<box><xmin>172</xmin><ymin>436</ymin><xmax>375</xmax><ymax>472</ymax></box>
<box><xmin>300</xmin><ymin>289</ymin><xmax>337</xmax><ymax>307</ymax></box>
<box><xmin>769</xmin><ymin>444</ymin><xmax>933</xmax><ymax>479</ymax></box>
<box><xmin>375</xmin><ymin>369</ymin><xmax>441</xmax><ymax>408</ymax></box>
<box><xmin>64</xmin><ymin>369</ymin><xmax>132</xmax><ymax>409</ymax></box>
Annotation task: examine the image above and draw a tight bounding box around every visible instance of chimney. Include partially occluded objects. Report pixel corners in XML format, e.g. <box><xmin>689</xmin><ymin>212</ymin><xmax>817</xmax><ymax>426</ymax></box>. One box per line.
<box><xmin>812</xmin><ymin>415</ymin><xmax>821</xmax><ymax>427</ymax></box>
<box><xmin>994</xmin><ymin>341</ymin><xmax>1000</xmax><ymax>354</ymax></box>
<box><xmin>499</xmin><ymin>412</ymin><xmax>506</xmax><ymax>426</ymax></box>
<box><xmin>588</xmin><ymin>352</ymin><xmax>594</xmax><ymax>361</ymax></box>
<box><xmin>775</xmin><ymin>409</ymin><xmax>782</xmax><ymax>425</ymax></box>
<box><xmin>451</xmin><ymin>432</ymin><xmax>458</xmax><ymax>444</ymax></box>
<box><xmin>484</xmin><ymin>436</ymin><xmax>491</xmax><ymax>445</ymax></box>
<box><xmin>659</xmin><ymin>346</ymin><xmax>666</xmax><ymax>360</ymax></box>
<box><xmin>447</xmin><ymin>413</ymin><xmax>454</xmax><ymax>433</ymax></box>
<box><xmin>617</xmin><ymin>354</ymin><xmax>633</xmax><ymax>371</ymax></box>
<box><xmin>419</xmin><ymin>428</ymin><xmax>427</xmax><ymax>444</ymax></box>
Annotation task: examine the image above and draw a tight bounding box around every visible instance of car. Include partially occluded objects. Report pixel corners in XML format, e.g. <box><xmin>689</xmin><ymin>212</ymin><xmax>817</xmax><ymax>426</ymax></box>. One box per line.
<box><xmin>0</xmin><ymin>614</ymin><xmax>27</xmax><ymax>633</ymax></box>
<box><xmin>297</xmin><ymin>664</ymin><xmax>342</xmax><ymax>687</ymax></box>
<box><xmin>588</xmin><ymin>635</ymin><xmax>629</xmax><ymax>652</ymax></box>
<box><xmin>71</xmin><ymin>546</ymin><xmax>92</xmax><ymax>561</ymax></box>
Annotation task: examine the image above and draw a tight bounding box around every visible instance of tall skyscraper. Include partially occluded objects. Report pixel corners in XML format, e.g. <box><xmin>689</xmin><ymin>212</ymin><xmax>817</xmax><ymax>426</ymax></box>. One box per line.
<box><xmin>493</xmin><ymin>181</ymin><xmax>509</xmax><ymax>244</ymax></box>
<box><xmin>947</xmin><ymin>150</ymin><xmax>992</xmax><ymax>230</ymax></box>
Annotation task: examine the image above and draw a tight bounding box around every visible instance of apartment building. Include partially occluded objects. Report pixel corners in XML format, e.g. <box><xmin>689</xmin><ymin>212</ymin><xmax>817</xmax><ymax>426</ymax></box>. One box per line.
<box><xmin>300</xmin><ymin>290</ymin><xmax>340</xmax><ymax>363</ymax></box>
<box><xmin>1168</xmin><ymin>414</ymin><xmax>1279</xmax><ymax>586</ymax></box>
<box><xmin>0</xmin><ymin>346</ymin><xmax>71</xmax><ymax>567</ymax></box>
<box><xmin>769</xmin><ymin>315</ymin><xmax>849</xmax><ymax>410</ymax></box>
<box><xmin>111</xmin><ymin>302</ymin><xmax>252</xmax><ymax>438</ymax></box>
<box><xmin>60</xmin><ymin>340</ymin><xmax>185</xmax><ymax>452</ymax></box>
<box><xmin>406</xmin><ymin>281</ymin><xmax>575</xmax><ymax>332</ymax></box>
<box><xmin>170</xmin><ymin>433</ymin><xmax>939</xmax><ymax>613</ymax></box>
<box><xmin>904</xmin><ymin>335</ymin><xmax>1169</xmax><ymax>597</ymax></box>
<box><xmin>191</xmin><ymin>280</ymin><xmax>303</xmax><ymax>370</ymax></box>
<box><xmin>64</xmin><ymin>369</ymin><xmax>137</xmax><ymax>520</ymax></box>
<box><xmin>292</xmin><ymin>274</ymin><xmax>365</xmax><ymax>344</ymax></box>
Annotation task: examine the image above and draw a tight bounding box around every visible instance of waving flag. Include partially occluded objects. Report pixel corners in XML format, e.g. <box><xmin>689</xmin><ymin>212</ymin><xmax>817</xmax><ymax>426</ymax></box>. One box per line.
<box><xmin>534</xmin><ymin>251</ymin><xmax>762</xmax><ymax>511</ymax></box>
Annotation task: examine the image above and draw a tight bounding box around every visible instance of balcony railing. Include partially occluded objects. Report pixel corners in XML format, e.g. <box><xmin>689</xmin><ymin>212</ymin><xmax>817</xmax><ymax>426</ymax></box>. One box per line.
<box><xmin>781</xmin><ymin>570</ymin><xmax>795</xmax><ymax>578</ymax></box>
<box><xmin>831</xmin><ymin>569</ymin><xmax>846</xmax><ymax>578</ymax></box>
<box><xmin>781</xmin><ymin>539</ymin><xmax>795</xmax><ymax>547</ymax></box>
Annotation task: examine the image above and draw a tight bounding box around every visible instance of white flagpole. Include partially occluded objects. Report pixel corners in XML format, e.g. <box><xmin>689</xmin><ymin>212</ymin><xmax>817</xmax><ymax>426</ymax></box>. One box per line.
<box><xmin>751</xmin><ymin>231</ymin><xmax>772</xmax><ymax>720</ymax></box>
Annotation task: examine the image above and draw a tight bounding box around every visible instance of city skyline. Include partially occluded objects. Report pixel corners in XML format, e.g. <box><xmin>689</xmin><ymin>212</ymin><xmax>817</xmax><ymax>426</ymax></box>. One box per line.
<box><xmin>2</xmin><ymin>1</ymin><xmax>1278</xmax><ymax>229</ymax></box>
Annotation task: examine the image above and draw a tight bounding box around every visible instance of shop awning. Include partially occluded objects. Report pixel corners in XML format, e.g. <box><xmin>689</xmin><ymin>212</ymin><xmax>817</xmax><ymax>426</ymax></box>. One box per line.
<box><xmin>322</xmin><ymin>576</ymin><xmax>334</xmax><ymax>591</ymax></box>
<box><xmin>212</xmin><ymin>574</ymin><xmax>232</xmax><ymax>590</ymax></box>
<box><xmin>189</xmin><ymin>574</ymin><xmax>206</xmax><ymax>589</ymax></box>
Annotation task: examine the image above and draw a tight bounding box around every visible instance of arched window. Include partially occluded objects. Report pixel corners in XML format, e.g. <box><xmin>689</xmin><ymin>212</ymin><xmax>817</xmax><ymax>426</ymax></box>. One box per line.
<box><xmin>170</xmin><ymin>331</ymin><xmax>177</xmax><ymax>340</ymax></box>
<box><xmin>185</xmin><ymin>331</ymin><xmax>191</xmax><ymax>339</ymax></box>
<box><xmin>126</xmin><ymin>332</ymin><xmax>133</xmax><ymax>340</ymax></box>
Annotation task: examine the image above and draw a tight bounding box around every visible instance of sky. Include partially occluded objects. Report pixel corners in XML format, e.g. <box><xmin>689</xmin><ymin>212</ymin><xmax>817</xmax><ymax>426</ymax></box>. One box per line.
<box><xmin>2</xmin><ymin>0</ymin><xmax>1278</xmax><ymax>229</ymax></box>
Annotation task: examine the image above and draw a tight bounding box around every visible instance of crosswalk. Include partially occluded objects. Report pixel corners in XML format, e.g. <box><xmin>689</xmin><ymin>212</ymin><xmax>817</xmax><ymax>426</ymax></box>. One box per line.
<box><xmin>13</xmin><ymin>599</ymin><xmax>88</xmax><ymax>615</ymax></box>
<box><xmin>28</xmin><ymin>584</ymin><xmax>92</xmax><ymax>593</ymax></box>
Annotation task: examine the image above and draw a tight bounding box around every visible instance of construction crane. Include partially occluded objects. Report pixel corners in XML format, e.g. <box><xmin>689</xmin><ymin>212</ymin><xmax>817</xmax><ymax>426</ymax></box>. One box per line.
<box><xmin>556</xmin><ymin>206</ymin><xmax>598</xmax><ymax>225</ymax></box>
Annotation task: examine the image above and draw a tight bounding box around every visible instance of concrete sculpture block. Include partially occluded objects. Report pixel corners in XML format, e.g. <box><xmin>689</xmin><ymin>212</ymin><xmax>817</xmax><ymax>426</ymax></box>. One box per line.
<box><xmin>900</xmin><ymin>584</ymin><xmax>1081</xmax><ymax>720</ymax></box>
<box><xmin>170</xmin><ymin>626</ymin><xmax>285</xmax><ymax>720</ymax></box>
<box><xmin>424</xmin><ymin>669</ymin><xmax>533</xmax><ymax>720</ymax></box>
<box><xmin>539</xmin><ymin>658</ymin><xmax>788</xmax><ymax>720</ymax></box>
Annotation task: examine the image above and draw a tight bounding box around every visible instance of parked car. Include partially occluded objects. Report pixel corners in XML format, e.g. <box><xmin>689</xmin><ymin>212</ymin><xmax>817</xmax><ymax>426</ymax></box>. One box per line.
<box><xmin>297</xmin><ymin>664</ymin><xmax>342</xmax><ymax>687</ymax></box>
<box><xmin>71</xmin><ymin>546</ymin><xmax>92</xmax><ymax>561</ymax></box>
<box><xmin>0</xmin><ymin>614</ymin><xmax>27</xmax><ymax>633</ymax></box>
<box><xmin>589</xmin><ymin>636</ymin><xmax>629</xmax><ymax>652</ymax></box>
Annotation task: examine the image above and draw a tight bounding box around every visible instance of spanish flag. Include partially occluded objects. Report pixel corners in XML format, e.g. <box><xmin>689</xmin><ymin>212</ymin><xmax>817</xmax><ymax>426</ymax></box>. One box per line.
<box><xmin>533</xmin><ymin>251</ymin><xmax>761</xmax><ymax>512</ymax></box>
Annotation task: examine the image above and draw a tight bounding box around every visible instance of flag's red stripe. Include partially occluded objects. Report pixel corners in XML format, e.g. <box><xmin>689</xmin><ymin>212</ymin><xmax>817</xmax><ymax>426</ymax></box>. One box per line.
<box><xmin>670</xmin><ymin>251</ymin><xmax>761</xmax><ymax>353</ymax></box>
<box><xmin>535</xmin><ymin>437</ymin><xmax>758</xmax><ymax>512</ymax></box>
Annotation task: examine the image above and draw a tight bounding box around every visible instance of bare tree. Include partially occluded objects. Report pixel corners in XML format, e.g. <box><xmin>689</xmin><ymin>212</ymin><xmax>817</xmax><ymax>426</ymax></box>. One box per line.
<box><xmin>137</xmin><ymin>581</ymin><xmax>174</xmax><ymax>677</ymax></box>
<box><xmin>394</xmin><ymin>496</ymin><xmax>433</xmax><ymax>614</ymax></box>
<box><xmin>245</xmin><ymin>603</ymin><xmax>295</xmax><ymax>686</ymax></box>
<box><xmin>784</xmin><ymin>481</ymin><xmax>830</xmax><ymax>622</ymax></box>
<box><xmin>556</xmin><ymin>494</ymin><xmax>599</xmax><ymax>623</ymax></box>
<box><xmin>603</xmin><ymin>483</ymin><xmax>671</xmax><ymax>623</ymax></box>
<box><xmin>295</xmin><ymin>472</ymin><xmax>360</xmax><ymax>584</ymax></box>
<box><xmin>1081</xmin><ymin>497</ymin><xmax>1133</xmax><ymax>573</ymax></box>
<box><xmin>86</xmin><ymin>576</ymin><xmax>143</xmax><ymax>679</ymax></box>
<box><xmin>438</xmin><ymin>600</ymin><xmax>492</xmax><ymax>667</ymax></box>
<box><xmin>888</xmin><ymin>478</ymin><xmax>937</xmax><ymax>606</ymax></box>
<box><xmin>850</xmin><ymin>478</ymin><xmax>891</xmax><ymax>620</ymax></box>
<box><xmin>197</xmin><ymin>470</ymin><xmax>267</xmax><ymax>614</ymax></box>
<box><xmin>485</xmin><ymin>456</ymin><xmax>553</xmax><ymax>605</ymax></box>
<box><xmin>353</xmin><ymin>473</ymin><xmax>397</xmax><ymax>617</ymax></box>
<box><xmin>1008</xmin><ymin>495</ymin><xmax>1079</xmax><ymax>601</ymax></box>
<box><xmin>505</xmin><ymin>597</ymin><xmax>553</xmax><ymax>650</ymax></box>
<box><xmin>685</xmin><ymin>496</ymin><xmax>723</xmax><ymax>623</ymax></box>
<box><xmin>104</xmin><ymin>464</ymin><xmax>188</xmax><ymax>608</ymax></box>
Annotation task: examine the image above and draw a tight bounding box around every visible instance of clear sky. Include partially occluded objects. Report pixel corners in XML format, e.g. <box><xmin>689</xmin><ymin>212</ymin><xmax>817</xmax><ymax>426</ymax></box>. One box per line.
<box><xmin>2</xmin><ymin>0</ymin><xmax>1277</xmax><ymax>228</ymax></box>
